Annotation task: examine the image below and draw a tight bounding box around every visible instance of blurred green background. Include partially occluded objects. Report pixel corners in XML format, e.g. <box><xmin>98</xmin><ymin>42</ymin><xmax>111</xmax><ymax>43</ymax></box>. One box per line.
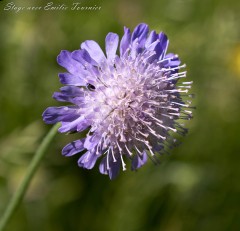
<box><xmin>0</xmin><ymin>0</ymin><xmax>240</xmax><ymax>230</ymax></box>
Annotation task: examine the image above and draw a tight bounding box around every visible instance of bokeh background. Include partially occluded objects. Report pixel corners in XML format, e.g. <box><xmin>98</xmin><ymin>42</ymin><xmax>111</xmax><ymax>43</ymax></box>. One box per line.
<box><xmin>0</xmin><ymin>0</ymin><xmax>240</xmax><ymax>230</ymax></box>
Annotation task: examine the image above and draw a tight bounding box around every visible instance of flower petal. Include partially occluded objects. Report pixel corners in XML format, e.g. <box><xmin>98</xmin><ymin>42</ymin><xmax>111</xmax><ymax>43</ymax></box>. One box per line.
<box><xmin>58</xmin><ymin>115</ymin><xmax>89</xmax><ymax>133</ymax></box>
<box><xmin>76</xmin><ymin>120</ymin><xmax>90</xmax><ymax>132</ymax></box>
<box><xmin>81</xmin><ymin>40</ymin><xmax>106</xmax><ymax>64</ymax></box>
<box><xmin>145</xmin><ymin>30</ymin><xmax>158</xmax><ymax>48</ymax></box>
<box><xmin>57</xmin><ymin>50</ymin><xmax>85</xmax><ymax>76</ymax></box>
<box><xmin>131</xmin><ymin>23</ymin><xmax>149</xmax><ymax>46</ymax></box>
<box><xmin>158</xmin><ymin>32</ymin><xmax>169</xmax><ymax>58</ymax></box>
<box><xmin>99</xmin><ymin>157</ymin><xmax>108</xmax><ymax>175</ymax></box>
<box><xmin>105</xmin><ymin>32</ymin><xmax>119</xmax><ymax>61</ymax></box>
<box><xmin>62</xmin><ymin>139</ymin><xmax>86</xmax><ymax>156</ymax></box>
<box><xmin>53</xmin><ymin>86</ymin><xmax>85</xmax><ymax>102</ymax></box>
<box><xmin>42</xmin><ymin>106</ymin><xmax>79</xmax><ymax>124</ymax></box>
<box><xmin>120</xmin><ymin>27</ymin><xmax>131</xmax><ymax>56</ymax></box>
<box><xmin>130</xmin><ymin>38</ymin><xmax>141</xmax><ymax>58</ymax></box>
<box><xmin>71</xmin><ymin>49</ymin><xmax>98</xmax><ymax>66</ymax></box>
<box><xmin>78</xmin><ymin>151</ymin><xmax>99</xmax><ymax>169</ymax></box>
<box><xmin>84</xmin><ymin>134</ymin><xmax>101</xmax><ymax>150</ymax></box>
<box><xmin>144</xmin><ymin>40</ymin><xmax>162</xmax><ymax>62</ymax></box>
<box><xmin>108</xmin><ymin>159</ymin><xmax>121</xmax><ymax>180</ymax></box>
<box><xmin>131</xmin><ymin>150</ymin><xmax>148</xmax><ymax>170</ymax></box>
<box><xmin>99</xmin><ymin>155</ymin><xmax>121</xmax><ymax>180</ymax></box>
<box><xmin>58</xmin><ymin>73</ymin><xmax>87</xmax><ymax>86</ymax></box>
<box><xmin>164</xmin><ymin>53</ymin><xmax>181</xmax><ymax>67</ymax></box>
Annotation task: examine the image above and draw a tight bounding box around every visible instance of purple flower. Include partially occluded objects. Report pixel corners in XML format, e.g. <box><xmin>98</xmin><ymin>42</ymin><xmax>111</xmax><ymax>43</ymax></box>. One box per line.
<box><xmin>43</xmin><ymin>23</ymin><xmax>193</xmax><ymax>179</ymax></box>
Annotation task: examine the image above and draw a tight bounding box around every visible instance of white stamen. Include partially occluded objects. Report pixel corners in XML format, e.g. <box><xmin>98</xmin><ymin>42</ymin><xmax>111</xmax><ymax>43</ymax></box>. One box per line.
<box><xmin>106</xmin><ymin>149</ymin><xmax>110</xmax><ymax>170</ymax></box>
<box><xmin>157</xmin><ymin>55</ymin><xmax>178</xmax><ymax>64</ymax></box>
<box><xmin>125</xmin><ymin>144</ymin><xmax>133</xmax><ymax>156</ymax></box>
<box><xmin>120</xmin><ymin>154</ymin><xmax>126</xmax><ymax>171</ymax></box>
<box><xmin>178</xmin><ymin>85</ymin><xmax>192</xmax><ymax>89</ymax></box>
<box><xmin>146</xmin><ymin>144</ymin><xmax>155</xmax><ymax>156</ymax></box>
<box><xmin>182</xmin><ymin>81</ymin><xmax>193</xmax><ymax>85</ymax></box>
<box><xmin>184</xmin><ymin>110</ymin><xmax>192</xmax><ymax>114</ymax></box>
<box><xmin>134</xmin><ymin>145</ymin><xmax>142</xmax><ymax>154</ymax></box>
<box><xmin>171</xmin><ymin>102</ymin><xmax>189</xmax><ymax>107</ymax></box>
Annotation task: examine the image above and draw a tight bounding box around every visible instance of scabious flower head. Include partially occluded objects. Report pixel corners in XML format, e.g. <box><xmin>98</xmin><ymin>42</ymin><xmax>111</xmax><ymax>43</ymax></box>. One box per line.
<box><xmin>43</xmin><ymin>23</ymin><xmax>193</xmax><ymax>179</ymax></box>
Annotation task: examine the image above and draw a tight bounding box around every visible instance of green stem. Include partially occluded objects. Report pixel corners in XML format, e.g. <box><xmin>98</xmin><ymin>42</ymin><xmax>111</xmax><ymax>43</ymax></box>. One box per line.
<box><xmin>0</xmin><ymin>123</ymin><xmax>60</xmax><ymax>231</ymax></box>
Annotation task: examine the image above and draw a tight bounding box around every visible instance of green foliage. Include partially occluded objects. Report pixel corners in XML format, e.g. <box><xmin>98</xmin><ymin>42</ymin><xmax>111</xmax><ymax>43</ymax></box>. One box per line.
<box><xmin>0</xmin><ymin>0</ymin><xmax>240</xmax><ymax>230</ymax></box>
